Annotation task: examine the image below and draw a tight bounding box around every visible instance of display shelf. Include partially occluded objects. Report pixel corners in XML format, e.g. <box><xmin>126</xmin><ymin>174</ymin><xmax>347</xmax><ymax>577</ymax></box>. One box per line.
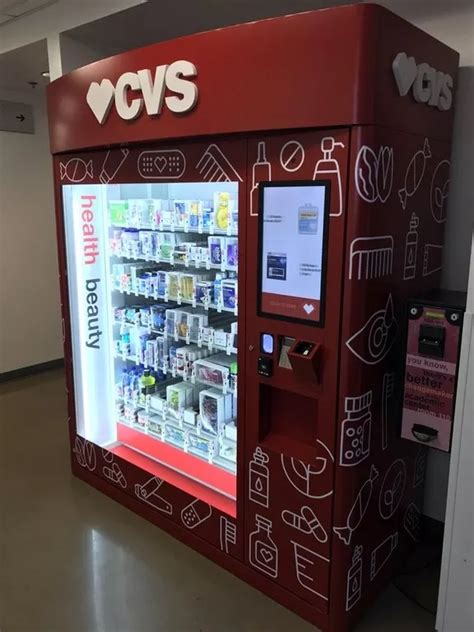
<box><xmin>112</xmin><ymin>320</ymin><xmax>237</xmax><ymax>355</ymax></box>
<box><xmin>110</xmin><ymin>250</ymin><xmax>237</xmax><ymax>273</ymax></box>
<box><xmin>111</xmin><ymin>221</ymin><xmax>238</xmax><ymax>237</ymax></box>
<box><xmin>113</xmin><ymin>287</ymin><xmax>238</xmax><ymax>315</ymax></box>
<box><xmin>116</xmin><ymin>422</ymin><xmax>236</xmax><ymax>500</ymax></box>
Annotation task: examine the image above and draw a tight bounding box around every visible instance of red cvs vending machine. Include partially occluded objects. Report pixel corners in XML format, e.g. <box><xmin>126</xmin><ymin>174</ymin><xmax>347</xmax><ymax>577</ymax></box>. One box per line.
<box><xmin>47</xmin><ymin>5</ymin><xmax>458</xmax><ymax>630</ymax></box>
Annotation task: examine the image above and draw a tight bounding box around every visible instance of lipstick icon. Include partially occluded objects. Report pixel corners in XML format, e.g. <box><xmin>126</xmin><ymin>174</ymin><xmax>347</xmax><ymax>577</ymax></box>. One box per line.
<box><xmin>346</xmin><ymin>546</ymin><xmax>363</xmax><ymax>611</ymax></box>
<box><xmin>99</xmin><ymin>148</ymin><xmax>129</xmax><ymax>184</ymax></box>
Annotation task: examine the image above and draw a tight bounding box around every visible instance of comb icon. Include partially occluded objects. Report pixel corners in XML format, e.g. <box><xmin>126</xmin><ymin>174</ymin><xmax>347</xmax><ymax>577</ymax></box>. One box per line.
<box><xmin>196</xmin><ymin>144</ymin><xmax>243</xmax><ymax>182</ymax></box>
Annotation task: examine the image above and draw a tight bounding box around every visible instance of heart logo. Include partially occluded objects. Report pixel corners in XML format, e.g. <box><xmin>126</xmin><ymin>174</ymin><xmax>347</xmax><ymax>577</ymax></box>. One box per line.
<box><xmin>303</xmin><ymin>303</ymin><xmax>315</xmax><ymax>315</ymax></box>
<box><xmin>154</xmin><ymin>155</ymin><xmax>167</xmax><ymax>173</ymax></box>
<box><xmin>392</xmin><ymin>52</ymin><xmax>417</xmax><ymax>97</ymax></box>
<box><xmin>259</xmin><ymin>548</ymin><xmax>274</xmax><ymax>564</ymax></box>
<box><xmin>86</xmin><ymin>79</ymin><xmax>115</xmax><ymax>124</ymax></box>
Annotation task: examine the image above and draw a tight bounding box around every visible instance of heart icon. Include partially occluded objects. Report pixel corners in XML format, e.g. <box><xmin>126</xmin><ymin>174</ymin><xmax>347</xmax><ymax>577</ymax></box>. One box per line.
<box><xmin>154</xmin><ymin>155</ymin><xmax>167</xmax><ymax>173</ymax></box>
<box><xmin>259</xmin><ymin>547</ymin><xmax>274</xmax><ymax>564</ymax></box>
<box><xmin>86</xmin><ymin>79</ymin><xmax>115</xmax><ymax>124</ymax></box>
<box><xmin>303</xmin><ymin>303</ymin><xmax>315</xmax><ymax>315</ymax></box>
<box><xmin>392</xmin><ymin>52</ymin><xmax>418</xmax><ymax>97</ymax></box>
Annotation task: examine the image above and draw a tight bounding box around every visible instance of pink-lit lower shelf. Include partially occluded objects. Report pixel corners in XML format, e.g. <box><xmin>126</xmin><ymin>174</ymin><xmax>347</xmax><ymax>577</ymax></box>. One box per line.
<box><xmin>114</xmin><ymin>422</ymin><xmax>236</xmax><ymax>517</ymax></box>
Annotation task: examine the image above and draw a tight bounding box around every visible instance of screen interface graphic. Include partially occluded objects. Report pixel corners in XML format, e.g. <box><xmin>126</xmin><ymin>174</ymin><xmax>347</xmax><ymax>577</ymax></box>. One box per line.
<box><xmin>260</xmin><ymin>183</ymin><xmax>328</xmax><ymax>323</ymax></box>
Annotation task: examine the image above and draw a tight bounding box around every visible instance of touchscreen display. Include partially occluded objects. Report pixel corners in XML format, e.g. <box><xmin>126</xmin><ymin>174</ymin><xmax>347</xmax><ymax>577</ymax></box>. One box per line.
<box><xmin>259</xmin><ymin>182</ymin><xmax>329</xmax><ymax>324</ymax></box>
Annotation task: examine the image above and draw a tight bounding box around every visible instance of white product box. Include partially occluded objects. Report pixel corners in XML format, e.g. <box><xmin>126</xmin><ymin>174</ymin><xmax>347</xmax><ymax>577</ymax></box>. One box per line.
<box><xmin>199</xmin><ymin>387</ymin><xmax>233</xmax><ymax>435</ymax></box>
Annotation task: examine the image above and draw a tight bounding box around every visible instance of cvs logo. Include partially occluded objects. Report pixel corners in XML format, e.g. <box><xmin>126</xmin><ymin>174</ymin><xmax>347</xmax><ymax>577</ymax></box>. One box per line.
<box><xmin>86</xmin><ymin>60</ymin><xmax>198</xmax><ymax>124</ymax></box>
<box><xmin>392</xmin><ymin>52</ymin><xmax>453</xmax><ymax>111</ymax></box>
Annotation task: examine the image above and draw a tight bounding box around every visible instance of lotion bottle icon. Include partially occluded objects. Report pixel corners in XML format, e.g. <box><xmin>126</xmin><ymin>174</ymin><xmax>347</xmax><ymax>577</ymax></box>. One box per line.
<box><xmin>248</xmin><ymin>446</ymin><xmax>269</xmax><ymax>507</ymax></box>
<box><xmin>249</xmin><ymin>514</ymin><xmax>278</xmax><ymax>578</ymax></box>
<box><xmin>250</xmin><ymin>142</ymin><xmax>271</xmax><ymax>216</ymax></box>
<box><xmin>313</xmin><ymin>137</ymin><xmax>345</xmax><ymax>216</ymax></box>
<box><xmin>403</xmin><ymin>213</ymin><xmax>419</xmax><ymax>280</ymax></box>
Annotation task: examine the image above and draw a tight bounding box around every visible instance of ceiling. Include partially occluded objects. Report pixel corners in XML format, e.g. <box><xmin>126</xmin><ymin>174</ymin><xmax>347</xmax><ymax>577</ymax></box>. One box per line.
<box><xmin>0</xmin><ymin>0</ymin><xmax>57</xmax><ymax>26</ymax></box>
<box><xmin>64</xmin><ymin>0</ymin><xmax>351</xmax><ymax>59</ymax></box>
<box><xmin>0</xmin><ymin>38</ymin><xmax>49</xmax><ymax>92</ymax></box>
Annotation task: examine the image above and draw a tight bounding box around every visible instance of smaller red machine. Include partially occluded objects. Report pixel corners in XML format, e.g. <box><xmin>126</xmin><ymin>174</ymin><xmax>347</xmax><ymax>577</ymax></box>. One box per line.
<box><xmin>47</xmin><ymin>5</ymin><xmax>459</xmax><ymax>630</ymax></box>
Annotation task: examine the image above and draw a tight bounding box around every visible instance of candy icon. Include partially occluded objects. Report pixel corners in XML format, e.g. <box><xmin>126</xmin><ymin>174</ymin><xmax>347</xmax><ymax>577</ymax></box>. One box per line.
<box><xmin>59</xmin><ymin>157</ymin><xmax>93</xmax><ymax>182</ymax></box>
<box><xmin>398</xmin><ymin>138</ymin><xmax>431</xmax><ymax>209</ymax></box>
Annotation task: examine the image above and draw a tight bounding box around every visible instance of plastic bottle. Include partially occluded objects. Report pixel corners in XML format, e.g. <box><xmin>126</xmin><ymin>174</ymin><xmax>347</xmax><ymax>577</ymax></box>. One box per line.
<box><xmin>340</xmin><ymin>391</ymin><xmax>372</xmax><ymax>466</ymax></box>
<box><xmin>248</xmin><ymin>446</ymin><xmax>269</xmax><ymax>507</ymax></box>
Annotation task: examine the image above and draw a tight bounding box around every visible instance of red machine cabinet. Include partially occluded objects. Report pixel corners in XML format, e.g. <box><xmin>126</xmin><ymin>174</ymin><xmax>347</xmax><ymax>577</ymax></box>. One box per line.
<box><xmin>47</xmin><ymin>5</ymin><xmax>459</xmax><ymax>630</ymax></box>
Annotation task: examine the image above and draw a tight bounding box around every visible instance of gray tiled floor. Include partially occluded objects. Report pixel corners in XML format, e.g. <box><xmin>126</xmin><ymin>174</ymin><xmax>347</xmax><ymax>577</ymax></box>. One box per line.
<box><xmin>0</xmin><ymin>370</ymin><xmax>437</xmax><ymax>631</ymax></box>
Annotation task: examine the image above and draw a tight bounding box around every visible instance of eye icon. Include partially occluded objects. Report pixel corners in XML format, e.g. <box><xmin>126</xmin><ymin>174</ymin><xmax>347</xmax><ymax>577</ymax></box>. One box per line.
<box><xmin>346</xmin><ymin>294</ymin><xmax>399</xmax><ymax>365</ymax></box>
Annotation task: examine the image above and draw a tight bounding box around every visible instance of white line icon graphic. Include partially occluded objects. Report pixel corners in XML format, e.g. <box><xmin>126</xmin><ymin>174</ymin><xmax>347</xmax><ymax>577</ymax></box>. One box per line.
<box><xmin>403</xmin><ymin>213</ymin><xmax>419</xmax><ymax>280</ymax></box>
<box><xmin>60</xmin><ymin>157</ymin><xmax>93</xmax><ymax>183</ymax></box>
<box><xmin>423</xmin><ymin>244</ymin><xmax>443</xmax><ymax>276</ymax></box>
<box><xmin>280</xmin><ymin>140</ymin><xmax>305</xmax><ymax>172</ymax></box>
<box><xmin>220</xmin><ymin>516</ymin><xmax>237</xmax><ymax>553</ymax></box>
<box><xmin>181</xmin><ymin>498</ymin><xmax>212</xmax><ymax>529</ymax></box>
<box><xmin>249</xmin><ymin>514</ymin><xmax>278</xmax><ymax>578</ymax></box>
<box><xmin>101</xmin><ymin>448</ymin><xmax>114</xmax><ymax>463</ymax></box>
<box><xmin>349</xmin><ymin>235</ymin><xmax>393</xmax><ymax>280</ymax></box>
<box><xmin>281</xmin><ymin>506</ymin><xmax>328</xmax><ymax>543</ymax></box>
<box><xmin>404</xmin><ymin>503</ymin><xmax>422</xmax><ymax>542</ymax></box>
<box><xmin>430</xmin><ymin>159</ymin><xmax>450</xmax><ymax>223</ymax></box>
<box><xmin>382</xmin><ymin>373</ymin><xmax>397</xmax><ymax>451</ymax></box>
<box><xmin>196</xmin><ymin>144</ymin><xmax>243</xmax><ymax>183</ymax></box>
<box><xmin>292</xmin><ymin>541</ymin><xmax>330</xmax><ymax>599</ymax></box>
<box><xmin>398</xmin><ymin>138</ymin><xmax>431</xmax><ymax>209</ymax></box>
<box><xmin>370</xmin><ymin>532</ymin><xmax>399</xmax><ymax>581</ymax></box>
<box><xmin>346</xmin><ymin>294</ymin><xmax>399</xmax><ymax>366</ymax></box>
<box><xmin>134</xmin><ymin>476</ymin><xmax>173</xmax><ymax>515</ymax></box>
<box><xmin>413</xmin><ymin>448</ymin><xmax>427</xmax><ymax>488</ymax></box>
<box><xmin>281</xmin><ymin>440</ymin><xmax>334</xmax><ymax>499</ymax></box>
<box><xmin>340</xmin><ymin>391</ymin><xmax>372</xmax><ymax>467</ymax></box>
<box><xmin>103</xmin><ymin>462</ymin><xmax>127</xmax><ymax>488</ymax></box>
<box><xmin>248</xmin><ymin>446</ymin><xmax>270</xmax><ymax>508</ymax></box>
<box><xmin>346</xmin><ymin>546</ymin><xmax>363</xmax><ymax>611</ymax></box>
<box><xmin>99</xmin><ymin>148</ymin><xmax>129</xmax><ymax>183</ymax></box>
<box><xmin>73</xmin><ymin>436</ymin><xmax>96</xmax><ymax>471</ymax></box>
<box><xmin>250</xmin><ymin>141</ymin><xmax>271</xmax><ymax>216</ymax></box>
<box><xmin>379</xmin><ymin>459</ymin><xmax>407</xmax><ymax>519</ymax></box>
<box><xmin>313</xmin><ymin>137</ymin><xmax>345</xmax><ymax>216</ymax></box>
<box><xmin>137</xmin><ymin>149</ymin><xmax>185</xmax><ymax>180</ymax></box>
<box><xmin>355</xmin><ymin>145</ymin><xmax>394</xmax><ymax>204</ymax></box>
<box><xmin>334</xmin><ymin>465</ymin><xmax>379</xmax><ymax>545</ymax></box>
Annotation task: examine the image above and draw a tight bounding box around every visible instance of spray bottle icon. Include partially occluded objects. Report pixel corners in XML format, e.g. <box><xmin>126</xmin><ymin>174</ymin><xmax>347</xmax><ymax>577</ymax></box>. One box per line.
<box><xmin>250</xmin><ymin>142</ymin><xmax>271</xmax><ymax>216</ymax></box>
<box><xmin>313</xmin><ymin>137</ymin><xmax>345</xmax><ymax>216</ymax></box>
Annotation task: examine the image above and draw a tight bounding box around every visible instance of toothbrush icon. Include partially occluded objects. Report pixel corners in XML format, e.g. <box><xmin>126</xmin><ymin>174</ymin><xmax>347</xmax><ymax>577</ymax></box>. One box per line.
<box><xmin>250</xmin><ymin>141</ymin><xmax>272</xmax><ymax>216</ymax></box>
<box><xmin>313</xmin><ymin>137</ymin><xmax>345</xmax><ymax>216</ymax></box>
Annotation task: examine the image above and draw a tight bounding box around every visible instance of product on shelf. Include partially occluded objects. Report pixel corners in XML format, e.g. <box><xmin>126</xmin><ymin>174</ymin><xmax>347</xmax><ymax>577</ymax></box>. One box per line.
<box><xmin>222</xmin><ymin>278</ymin><xmax>238</xmax><ymax>310</ymax></box>
<box><xmin>166</xmin><ymin>382</ymin><xmax>194</xmax><ymax>416</ymax></box>
<box><xmin>148</xmin><ymin>415</ymin><xmax>165</xmax><ymax>438</ymax></box>
<box><xmin>225</xmin><ymin>238</ymin><xmax>238</xmax><ymax>267</ymax></box>
<box><xmin>164</xmin><ymin>422</ymin><xmax>187</xmax><ymax>446</ymax></box>
<box><xmin>213</xmin><ymin>192</ymin><xmax>235</xmax><ymax>231</ymax></box>
<box><xmin>109</xmin><ymin>200</ymin><xmax>129</xmax><ymax>224</ymax></box>
<box><xmin>209</xmin><ymin>236</ymin><xmax>225</xmax><ymax>265</ymax></box>
<box><xmin>195</xmin><ymin>281</ymin><xmax>214</xmax><ymax>305</ymax></box>
<box><xmin>199</xmin><ymin>387</ymin><xmax>233</xmax><ymax>435</ymax></box>
<box><xmin>188</xmin><ymin>431</ymin><xmax>217</xmax><ymax>460</ymax></box>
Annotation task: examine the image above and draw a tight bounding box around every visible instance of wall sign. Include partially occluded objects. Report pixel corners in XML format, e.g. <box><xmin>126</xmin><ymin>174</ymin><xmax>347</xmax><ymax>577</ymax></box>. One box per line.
<box><xmin>86</xmin><ymin>60</ymin><xmax>198</xmax><ymax>124</ymax></box>
<box><xmin>392</xmin><ymin>52</ymin><xmax>453</xmax><ymax>111</ymax></box>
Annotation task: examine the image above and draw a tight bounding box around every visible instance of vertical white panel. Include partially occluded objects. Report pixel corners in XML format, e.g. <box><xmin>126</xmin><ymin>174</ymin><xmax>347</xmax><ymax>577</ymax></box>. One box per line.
<box><xmin>63</xmin><ymin>184</ymin><xmax>115</xmax><ymax>444</ymax></box>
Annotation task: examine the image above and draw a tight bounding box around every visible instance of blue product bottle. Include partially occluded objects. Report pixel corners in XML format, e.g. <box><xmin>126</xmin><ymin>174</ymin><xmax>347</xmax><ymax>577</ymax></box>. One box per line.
<box><xmin>121</xmin><ymin>368</ymin><xmax>131</xmax><ymax>400</ymax></box>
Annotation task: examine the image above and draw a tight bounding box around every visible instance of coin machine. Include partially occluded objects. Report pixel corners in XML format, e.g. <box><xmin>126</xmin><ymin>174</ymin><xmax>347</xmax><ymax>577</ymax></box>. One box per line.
<box><xmin>47</xmin><ymin>5</ymin><xmax>458</xmax><ymax>630</ymax></box>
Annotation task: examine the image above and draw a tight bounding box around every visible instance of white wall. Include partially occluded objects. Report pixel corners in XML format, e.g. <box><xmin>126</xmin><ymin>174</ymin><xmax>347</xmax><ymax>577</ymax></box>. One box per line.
<box><xmin>0</xmin><ymin>87</ymin><xmax>63</xmax><ymax>372</ymax></box>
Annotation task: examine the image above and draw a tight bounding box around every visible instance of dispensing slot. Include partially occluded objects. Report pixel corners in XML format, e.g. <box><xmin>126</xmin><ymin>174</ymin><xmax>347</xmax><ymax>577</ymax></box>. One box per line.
<box><xmin>418</xmin><ymin>325</ymin><xmax>445</xmax><ymax>358</ymax></box>
<box><xmin>278</xmin><ymin>336</ymin><xmax>295</xmax><ymax>369</ymax></box>
<box><xmin>287</xmin><ymin>340</ymin><xmax>322</xmax><ymax>382</ymax></box>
